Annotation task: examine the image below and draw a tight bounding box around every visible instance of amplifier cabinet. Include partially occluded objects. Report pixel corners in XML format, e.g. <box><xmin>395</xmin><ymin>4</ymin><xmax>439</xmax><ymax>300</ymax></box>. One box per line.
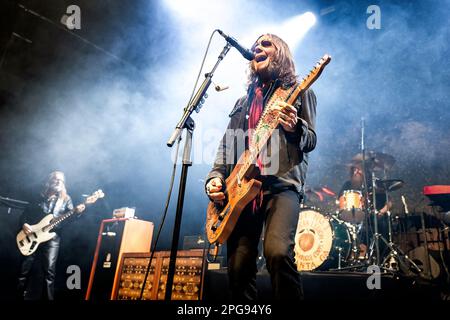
<box><xmin>113</xmin><ymin>249</ymin><xmax>206</xmax><ymax>300</ymax></box>
<box><xmin>85</xmin><ymin>218</ymin><xmax>154</xmax><ymax>300</ymax></box>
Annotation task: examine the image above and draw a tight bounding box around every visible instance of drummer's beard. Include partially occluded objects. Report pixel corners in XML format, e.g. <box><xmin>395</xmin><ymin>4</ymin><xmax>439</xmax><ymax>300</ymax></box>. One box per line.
<box><xmin>351</xmin><ymin>175</ymin><xmax>363</xmax><ymax>189</ymax></box>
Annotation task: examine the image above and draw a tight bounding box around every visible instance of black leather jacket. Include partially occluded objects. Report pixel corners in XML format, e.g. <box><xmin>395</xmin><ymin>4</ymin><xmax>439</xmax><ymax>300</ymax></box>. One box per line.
<box><xmin>206</xmin><ymin>81</ymin><xmax>317</xmax><ymax>195</ymax></box>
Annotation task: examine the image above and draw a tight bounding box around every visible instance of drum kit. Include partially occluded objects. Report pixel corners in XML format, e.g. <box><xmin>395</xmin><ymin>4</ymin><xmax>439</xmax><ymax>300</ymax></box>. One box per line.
<box><xmin>294</xmin><ymin>151</ymin><xmax>422</xmax><ymax>275</ymax></box>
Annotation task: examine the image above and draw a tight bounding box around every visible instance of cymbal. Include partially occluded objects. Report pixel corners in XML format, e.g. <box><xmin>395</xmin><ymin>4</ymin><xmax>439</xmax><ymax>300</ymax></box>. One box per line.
<box><xmin>350</xmin><ymin>151</ymin><xmax>396</xmax><ymax>171</ymax></box>
<box><xmin>304</xmin><ymin>185</ymin><xmax>337</xmax><ymax>202</ymax></box>
<box><xmin>375</xmin><ymin>179</ymin><xmax>404</xmax><ymax>192</ymax></box>
<box><xmin>320</xmin><ymin>186</ymin><xmax>336</xmax><ymax>197</ymax></box>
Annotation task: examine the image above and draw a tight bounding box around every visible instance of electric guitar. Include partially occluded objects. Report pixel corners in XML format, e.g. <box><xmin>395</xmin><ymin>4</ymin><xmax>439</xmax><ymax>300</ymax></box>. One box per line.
<box><xmin>16</xmin><ymin>189</ymin><xmax>105</xmax><ymax>256</ymax></box>
<box><xmin>206</xmin><ymin>54</ymin><xmax>331</xmax><ymax>246</ymax></box>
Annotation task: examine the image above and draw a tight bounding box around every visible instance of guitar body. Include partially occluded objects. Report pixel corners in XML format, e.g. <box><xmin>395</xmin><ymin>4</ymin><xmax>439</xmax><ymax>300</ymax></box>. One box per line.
<box><xmin>16</xmin><ymin>214</ymin><xmax>56</xmax><ymax>256</ymax></box>
<box><xmin>206</xmin><ymin>150</ymin><xmax>262</xmax><ymax>244</ymax></box>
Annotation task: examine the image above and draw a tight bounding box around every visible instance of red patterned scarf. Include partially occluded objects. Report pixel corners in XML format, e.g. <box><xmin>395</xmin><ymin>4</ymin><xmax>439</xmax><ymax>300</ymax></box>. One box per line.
<box><xmin>248</xmin><ymin>86</ymin><xmax>264</xmax><ymax>213</ymax></box>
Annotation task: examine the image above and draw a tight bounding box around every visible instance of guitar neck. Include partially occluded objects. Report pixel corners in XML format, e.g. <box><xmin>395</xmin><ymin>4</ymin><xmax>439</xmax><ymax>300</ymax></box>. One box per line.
<box><xmin>48</xmin><ymin>209</ymin><xmax>78</xmax><ymax>229</ymax></box>
<box><xmin>238</xmin><ymin>85</ymin><xmax>300</xmax><ymax>179</ymax></box>
<box><xmin>238</xmin><ymin>54</ymin><xmax>331</xmax><ymax>180</ymax></box>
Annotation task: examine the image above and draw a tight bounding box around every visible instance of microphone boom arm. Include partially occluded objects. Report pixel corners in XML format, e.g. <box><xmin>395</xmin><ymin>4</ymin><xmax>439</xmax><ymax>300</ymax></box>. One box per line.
<box><xmin>167</xmin><ymin>42</ymin><xmax>231</xmax><ymax>147</ymax></box>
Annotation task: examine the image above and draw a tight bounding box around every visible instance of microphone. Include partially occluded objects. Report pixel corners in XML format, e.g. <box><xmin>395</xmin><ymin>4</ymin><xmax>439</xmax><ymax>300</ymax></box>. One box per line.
<box><xmin>218</xmin><ymin>30</ymin><xmax>255</xmax><ymax>61</ymax></box>
<box><xmin>215</xmin><ymin>85</ymin><xmax>229</xmax><ymax>92</ymax></box>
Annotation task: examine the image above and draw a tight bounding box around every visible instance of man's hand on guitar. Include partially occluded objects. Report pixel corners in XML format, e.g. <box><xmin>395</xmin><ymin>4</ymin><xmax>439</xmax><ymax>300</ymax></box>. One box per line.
<box><xmin>274</xmin><ymin>101</ymin><xmax>298</xmax><ymax>133</ymax></box>
<box><xmin>22</xmin><ymin>223</ymin><xmax>32</xmax><ymax>235</ymax></box>
<box><xmin>75</xmin><ymin>204</ymin><xmax>86</xmax><ymax>214</ymax></box>
<box><xmin>206</xmin><ymin>178</ymin><xmax>225</xmax><ymax>204</ymax></box>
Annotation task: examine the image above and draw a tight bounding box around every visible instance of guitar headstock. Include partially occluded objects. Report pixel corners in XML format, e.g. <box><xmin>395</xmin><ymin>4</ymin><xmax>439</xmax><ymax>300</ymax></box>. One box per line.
<box><xmin>85</xmin><ymin>189</ymin><xmax>105</xmax><ymax>205</ymax></box>
<box><xmin>298</xmin><ymin>54</ymin><xmax>332</xmax><ymax>91</ymax></box>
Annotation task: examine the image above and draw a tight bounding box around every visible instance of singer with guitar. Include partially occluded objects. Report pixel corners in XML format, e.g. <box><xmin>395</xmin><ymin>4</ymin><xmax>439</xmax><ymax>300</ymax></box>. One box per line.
<box><xmin>17</xmin><ymin>171</ymin><xmax>85</xmax><ymax>300</ymax></box>
<box><xmin>205</xmin><ymin>34</ymin><xmax>319</xmax><ymax>300</ymax></box>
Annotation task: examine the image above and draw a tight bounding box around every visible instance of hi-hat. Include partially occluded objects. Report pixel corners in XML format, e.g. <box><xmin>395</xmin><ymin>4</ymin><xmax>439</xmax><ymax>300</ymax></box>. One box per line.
<box><xmin>375</xmin><ymin>179</ymin><xmax>404</xmax><ymax>192</ymax></box>
<box><xmin>349</xmin><ymin>151</ymin><xmax>396</xmax><ymax>171</ymax></box>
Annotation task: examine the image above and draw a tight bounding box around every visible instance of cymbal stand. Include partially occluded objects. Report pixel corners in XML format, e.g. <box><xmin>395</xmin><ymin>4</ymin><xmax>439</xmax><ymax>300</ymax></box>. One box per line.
<box><xmin>360</xmin><ymin>118</ymin><xmax>371</xmax><ymax>253</ymax></box>
<box><xmin>370</xmin><ymin>171</ymin><xmax>381</xmax><ymax>265</ymax></box>
<box><xmin>367</xmin><ymin>171</ymin><xmax>422</xmax><ymax>274</ymax></box>
<box><xmin>328</xmin><ymin>119</ymin><xmax>370</xmax><ymax>272</ymax></box>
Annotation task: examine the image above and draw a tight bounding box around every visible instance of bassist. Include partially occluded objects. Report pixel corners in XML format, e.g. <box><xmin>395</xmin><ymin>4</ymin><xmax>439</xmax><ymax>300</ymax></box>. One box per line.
<box><xmin>17</xmin><ymin>171</ymin><xmax>85</xmax><ymax>300</ymax></box>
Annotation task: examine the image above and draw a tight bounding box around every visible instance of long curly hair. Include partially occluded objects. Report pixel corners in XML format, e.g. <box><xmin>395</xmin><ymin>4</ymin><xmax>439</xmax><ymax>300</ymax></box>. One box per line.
<box><xmin>247</xmin><ymin>34</ymin><xmax>297</xmax><ymax>91</ymax></box>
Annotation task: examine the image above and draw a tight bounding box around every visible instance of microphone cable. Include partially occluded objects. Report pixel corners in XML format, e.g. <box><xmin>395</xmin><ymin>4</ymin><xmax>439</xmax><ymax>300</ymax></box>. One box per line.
<box><xmin>138</xmin><ymin>136</ymin><xmax>181</xmax><ymax>300</ymax></box>
<box><xmin>187</xmin><ymin>29</ymin><xmax>220</xmax><ymax>105</ymax></box>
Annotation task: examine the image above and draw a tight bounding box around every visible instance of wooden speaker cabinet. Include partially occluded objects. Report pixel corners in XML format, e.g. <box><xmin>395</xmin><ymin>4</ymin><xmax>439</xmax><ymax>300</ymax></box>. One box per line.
<box><xmin>113</xmin><ymin>249</ymin><xmax>206</xmax><ymax>300</ymax></box>
<box><xmin>85</xmin><ymin>218</ymin><xmax>154</xmax><ymax>300</ymax></box>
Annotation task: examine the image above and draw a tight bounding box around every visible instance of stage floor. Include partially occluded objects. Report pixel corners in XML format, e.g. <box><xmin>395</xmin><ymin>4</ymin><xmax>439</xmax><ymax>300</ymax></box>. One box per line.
<box><xmin>202</xmin><ymin>268</ymin><xmax>446</xmax><ymax>301</ymax></box>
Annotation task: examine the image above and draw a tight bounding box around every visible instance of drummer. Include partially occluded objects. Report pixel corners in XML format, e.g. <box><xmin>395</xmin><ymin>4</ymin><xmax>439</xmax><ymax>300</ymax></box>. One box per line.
<box><xmin>339</xmin><ymin>162</ymin><xmax>392</xmax><ymax>258</ymax></box>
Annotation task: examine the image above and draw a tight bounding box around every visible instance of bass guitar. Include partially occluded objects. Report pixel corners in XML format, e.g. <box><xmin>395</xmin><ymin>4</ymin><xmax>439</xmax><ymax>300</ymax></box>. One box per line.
<box><xmin>16</xmin><ymin>189</ymin><xmax>104</xmax><ymax>256</ymax></box>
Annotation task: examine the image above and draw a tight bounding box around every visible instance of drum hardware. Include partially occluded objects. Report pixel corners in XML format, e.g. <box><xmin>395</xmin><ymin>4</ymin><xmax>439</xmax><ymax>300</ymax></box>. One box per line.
<box><xmin>340</xmin><ymin>119</ymin><xmax>422</xmax><ymax>275</ymax></box>
<box><xmin>375</xmin><ymin>179</ymin><xmax>404</xmax><ymax>192</ymax></box>
<box><xmin>367</xmin><ymin>170</ymin><xmax>423</xmax><ymax>275</ymax></box>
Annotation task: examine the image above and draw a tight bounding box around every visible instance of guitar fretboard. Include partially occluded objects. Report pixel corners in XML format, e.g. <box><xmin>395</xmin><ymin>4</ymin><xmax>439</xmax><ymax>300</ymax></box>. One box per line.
<box><xmin>238</xmin><ymin>86</ymin><xmax>294</xmax><ymax>179</ymax></box>
<box><xmin>237</xmin><ymin>54</ymin><xmax>331</xmax><ymax>180</ymax></box>
<box><xmin>47</xmin><ymin>210</ymin><xmax>78</xmax><ymax>230</ymax></box>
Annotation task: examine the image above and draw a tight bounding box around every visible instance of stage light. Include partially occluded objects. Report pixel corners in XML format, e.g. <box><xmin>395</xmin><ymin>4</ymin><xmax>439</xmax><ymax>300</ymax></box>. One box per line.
<box><xmin>276</xmin><ymin>12</ymin><xmax>317</xmax><ymax>51</ymax></box>
<box><xmin>247</xmin><ymin>12</ymin><xmax>316</xmax><ymax>53</ymax></box>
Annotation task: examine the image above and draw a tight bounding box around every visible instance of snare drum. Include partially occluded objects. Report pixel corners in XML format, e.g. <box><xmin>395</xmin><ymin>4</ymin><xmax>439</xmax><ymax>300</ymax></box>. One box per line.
<box><xmin>294</xmin><ymin>209</ymin><xmax>354</xmax><ymax>271</ymax></box>
<box><xmin>339</xmin><ymin>190</ymin><xmax>364</xmax><ymax>223</ymax></box>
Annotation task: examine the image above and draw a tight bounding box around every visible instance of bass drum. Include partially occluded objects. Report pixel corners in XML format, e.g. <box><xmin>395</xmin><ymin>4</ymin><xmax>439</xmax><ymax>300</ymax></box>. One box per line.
<box><xmin>294</xmin><ymin>209</ymin><xmax>354</xmax><ymax>271</ymax></box>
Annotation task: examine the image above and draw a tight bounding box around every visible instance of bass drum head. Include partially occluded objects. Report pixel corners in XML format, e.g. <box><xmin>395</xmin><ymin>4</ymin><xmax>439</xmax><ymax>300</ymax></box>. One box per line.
<box><xmin>294</xmin><ymin>209</ymin><xmax>333</xmax><ymax>271</ymax></box>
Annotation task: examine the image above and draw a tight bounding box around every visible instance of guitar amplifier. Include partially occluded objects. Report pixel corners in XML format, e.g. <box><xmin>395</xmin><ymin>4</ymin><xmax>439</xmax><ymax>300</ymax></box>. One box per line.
<box><xmin>113</xmin><ymin>250</ymin><xmax>206</xmax><ymax>300</ymax></box>
<box><xmin>85</xmin><ymin>218</ymin><xmax>154</xmax><ymax>300</ymax></box>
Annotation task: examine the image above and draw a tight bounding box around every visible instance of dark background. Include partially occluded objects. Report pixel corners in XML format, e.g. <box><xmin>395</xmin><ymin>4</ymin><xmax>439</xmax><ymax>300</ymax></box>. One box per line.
<box><xmin>0</xmin><ymin>0</ymin><xmax>449</xmax><ymax>300</ymax></box>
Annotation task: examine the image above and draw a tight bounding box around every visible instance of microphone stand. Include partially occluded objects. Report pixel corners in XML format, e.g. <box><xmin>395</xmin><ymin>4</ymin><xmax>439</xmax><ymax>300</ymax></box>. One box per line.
<box><xmin>164</xmin><ymin>43</ymin><xmax>231</xmax><ymax>300</ymax></box>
